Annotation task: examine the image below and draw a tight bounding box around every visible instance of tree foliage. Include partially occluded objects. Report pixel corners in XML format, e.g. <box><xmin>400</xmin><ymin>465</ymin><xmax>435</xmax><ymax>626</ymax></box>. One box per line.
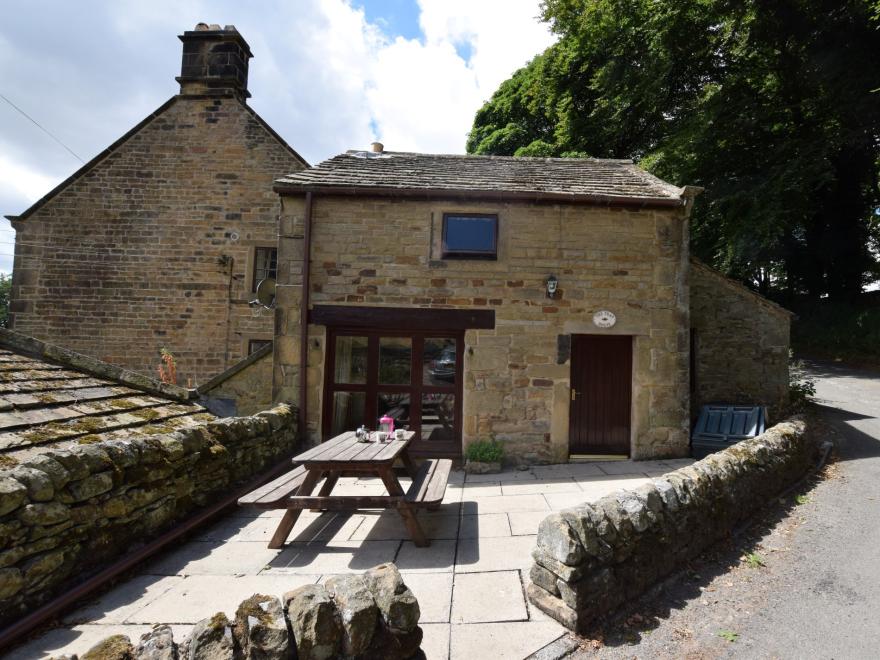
<box><xmin>467</xmin><ymin>0</ymin><xmax>880</xmax><ymax>300</ymax></box>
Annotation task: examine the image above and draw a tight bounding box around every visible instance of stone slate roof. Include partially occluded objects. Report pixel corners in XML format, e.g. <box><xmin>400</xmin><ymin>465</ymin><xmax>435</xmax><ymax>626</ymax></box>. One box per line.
<box><xmin>275</xmin><ymin>151</ymin><xmax>688</xmax><ymax>205</ymax></box>
<box><xmin>0</xmin><ymin>330</ymin><xmax>213</xmax><ymax>459</ymax></box>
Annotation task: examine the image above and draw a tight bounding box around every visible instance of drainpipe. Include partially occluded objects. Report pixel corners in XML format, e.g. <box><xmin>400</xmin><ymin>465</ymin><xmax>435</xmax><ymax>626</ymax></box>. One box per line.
<box><xmin>299</xmin><ymin>192</ymin><xmax>313</xmax><ymax>441</ymax></box>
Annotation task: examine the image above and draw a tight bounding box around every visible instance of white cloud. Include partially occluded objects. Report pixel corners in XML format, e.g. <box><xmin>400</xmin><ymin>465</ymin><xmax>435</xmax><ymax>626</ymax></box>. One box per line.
<box><xmin>0</xmin><ymin>0</ymin><xmax>555</xmax><ymax>272</ymax></box>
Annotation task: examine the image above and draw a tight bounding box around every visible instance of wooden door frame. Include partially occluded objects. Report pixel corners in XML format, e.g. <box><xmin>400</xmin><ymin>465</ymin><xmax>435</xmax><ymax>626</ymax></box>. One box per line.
<box><xmin>321</xmin><ymin>327</ymin><xmax>464</xmax><ymax>459</ymax></box>
<box><xmin>568</xmin><ymin>333</ymin><xmax>634</xmax><ymax>457</ymax></box>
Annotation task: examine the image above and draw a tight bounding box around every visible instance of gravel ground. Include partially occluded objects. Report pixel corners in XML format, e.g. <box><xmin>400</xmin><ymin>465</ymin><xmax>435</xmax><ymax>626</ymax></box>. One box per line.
<box><xmin>555</xmin><ymin>361</ymin><xmax>880</xmax><ymax>660</ymax></box>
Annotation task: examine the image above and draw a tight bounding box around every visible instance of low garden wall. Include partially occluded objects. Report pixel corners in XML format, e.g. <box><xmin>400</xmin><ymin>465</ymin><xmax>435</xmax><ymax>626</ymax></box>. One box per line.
<box><xmin>0</xmin><ymin>404</ymin><xmax>298</xmax><ymax>626</ymax></box>
<box><xmin>528</xmin><ymin>417</ymin><xmax>816</xmax><ymax>631</ymax></box>
<box><xmin>68</xmin><ymin>563</ymin><xmax>421</xmax><ymax>660</ymax></box>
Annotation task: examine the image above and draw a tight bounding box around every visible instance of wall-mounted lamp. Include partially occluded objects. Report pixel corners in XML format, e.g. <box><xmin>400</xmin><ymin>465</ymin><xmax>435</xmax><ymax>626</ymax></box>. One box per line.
<box><xmin>546</xmin><ymin>274</ymin><xmax>559</xmax><ymax>299</ymax></box>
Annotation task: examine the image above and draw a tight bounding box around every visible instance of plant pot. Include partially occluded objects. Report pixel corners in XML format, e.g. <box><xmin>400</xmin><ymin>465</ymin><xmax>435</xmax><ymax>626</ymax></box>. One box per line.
<box><xmin>464</xmin><ymin>460</ymin><xmax>501</xmax><ymax>474</ymax></box>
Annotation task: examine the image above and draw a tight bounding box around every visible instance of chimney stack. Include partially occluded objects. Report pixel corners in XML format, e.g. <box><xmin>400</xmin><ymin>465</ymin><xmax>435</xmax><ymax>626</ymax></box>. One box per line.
<box><xmin>177</xmin><ymin>23</ymin><xmax>253</xmax><ymax>99</ymax></box>
<box><xmin>371</xmin><ymin>142</ymin><xmax>384</xmax><ymax>153</ymax></box>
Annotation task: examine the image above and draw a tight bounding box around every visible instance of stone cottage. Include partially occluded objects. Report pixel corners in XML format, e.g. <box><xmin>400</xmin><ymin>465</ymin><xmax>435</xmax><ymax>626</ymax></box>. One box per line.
<box><xmin>5</xmin><ymin>24</ymin><xmax>307</xmax><ymax>386</ymax></box>
<box><xmin>270</xmin><ymin>147</ymin><xmax>790</xmax><ymax>463</ymax></box>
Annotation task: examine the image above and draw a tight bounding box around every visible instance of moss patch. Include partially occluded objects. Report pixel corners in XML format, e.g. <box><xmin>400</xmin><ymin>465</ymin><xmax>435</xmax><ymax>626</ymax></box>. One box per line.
<box><xmin>36</xmin><ymin>393</ymin><xmax>59</xmax><ymax>404</ymax></box>
<box><xmin>80</xmin><ymin>633</ymin><xmax>134</xmax><ymax>660</ymax></box>
<box><xmin>0</xmin><ymin>454</ymin><xmax>19</xmax><ymax>468</ymax></box>
<box><xmin>68</xmin><ymin>417</ymin><xmax>108</xmax><ymax>434</ymax></box>
<box><xmin>77</xmin><ymin>434</ymin><xmax>105</xmax><ymax>445</ymax></box>
<box><xmin>108</xmin><ymin>398</ymin><xmax>136</xmax><ymax>409</ymax></box>
<box><xmin>129</xmin><ymin>407</ymin><xmax>161</xmax><ymax>421</ymax></box>
<box><xmin>22</xmin><ymin>421</ymin><xmax>70</xmax><ymax>444</ymax></box>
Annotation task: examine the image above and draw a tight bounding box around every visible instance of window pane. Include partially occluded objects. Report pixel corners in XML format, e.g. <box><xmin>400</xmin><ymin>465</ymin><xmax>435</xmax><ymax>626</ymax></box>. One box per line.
<box><xmin>378</xmin><ymin>392</ymin><xmax>411</xmax><ymax>430</ymax></box>
<box><xmin>330</xmin><ymin>391</ymin><xmax>365</xmax><ymax>436</ymax></box>
<box><xmin>421</xmin><ymin>393</ymin><xmax>455</xmax><ymax>442</ymax></box>
<box><xmin>379</xmin><ymin>337</ymin><xmax>411</xmax><ymax>385</ymax></box>
<box><xmin>334</xmin><ymin>336</ymin><xmax>368</xmax><ymax>384</ymax></box>
<box><xmin>423</xmin><ymin>338</ymin><xmax>456</xmax><ymax>386</ymax></box>
<box><xmin>253</xmin><ymin>247</ymin><xmax>278</xmax><ymax>291</ymax></box>
<box><xmin>444</xmin><ymin>215</ymin><xmax>496</xmax><ymax>255</ymax></box>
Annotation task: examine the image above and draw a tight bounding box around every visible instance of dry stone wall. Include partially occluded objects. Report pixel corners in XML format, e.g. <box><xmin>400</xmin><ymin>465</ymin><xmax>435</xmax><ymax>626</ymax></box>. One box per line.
<box><xmin>275</xmin><ymin>196</ymin><xmax>692</xmax><ymax>462</ymax></box>
<box><xmin>690</xmin><ymin>260</ymin><xmax>791</xmax><ymax>417</ymax></box>
<box><xmin>0</xmin><ymin>404</ymin><xmax>297</xmax><ymax>626</ymax></box>
<box><xmin>10</xmin><ymin>95</ymin><xmax>305</xmax><ymax>386</ymax></box>
<box><xmin>52</xmin><ymin>563</ymin><xmax>421</xmax><ymax>660</ymax></box>
<box><xmin>527</xmin><ymin>418</ymin><xmax>816</xmax><ymax>631</ymax></box>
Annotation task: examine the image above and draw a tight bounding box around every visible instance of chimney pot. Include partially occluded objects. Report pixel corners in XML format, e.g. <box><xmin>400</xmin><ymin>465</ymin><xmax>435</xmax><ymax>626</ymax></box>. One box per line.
<box><xmin>371</xmin><ymin>142</ymin><xmax>384</xmax><ymax>153</ymax></box>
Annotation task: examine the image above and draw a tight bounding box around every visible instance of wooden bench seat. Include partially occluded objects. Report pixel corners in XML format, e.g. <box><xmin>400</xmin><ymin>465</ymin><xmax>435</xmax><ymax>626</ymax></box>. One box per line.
<box><xmin>237</xmin><ymin>465</ymin><xmax>308</xmax><ymax>508</ymax></box>
<box><xmin>405</xmin><ymin>458</ymin><xmax>452</xmax><ymax>507</ymax></box>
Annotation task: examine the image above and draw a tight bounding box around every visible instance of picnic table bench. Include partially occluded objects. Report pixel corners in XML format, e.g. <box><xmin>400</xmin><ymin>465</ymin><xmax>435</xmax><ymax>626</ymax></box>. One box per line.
<box><xmin>238</xmin><ymin>430</ymin><xmax>452</xmax><ymax>548</ymax></box>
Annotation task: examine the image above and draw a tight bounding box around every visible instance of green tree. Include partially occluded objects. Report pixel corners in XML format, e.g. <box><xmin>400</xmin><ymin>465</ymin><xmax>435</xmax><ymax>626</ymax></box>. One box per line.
<box><xmin>0</xmin><ymin>274</ymin><xmax>10</xmax><ymax>328</ymax></box>
<box><xmin>468</xmin><ymin>0</ymin><xmax>880</xmax><ymax>300</ymax></box>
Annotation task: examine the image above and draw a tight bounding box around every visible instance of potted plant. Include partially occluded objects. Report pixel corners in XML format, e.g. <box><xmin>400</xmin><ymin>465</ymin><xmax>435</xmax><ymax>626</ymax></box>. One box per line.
<box><xmin>464</xmin><ymin>440</ymin><xmax>504</xmax><ymax>474</ymax></box>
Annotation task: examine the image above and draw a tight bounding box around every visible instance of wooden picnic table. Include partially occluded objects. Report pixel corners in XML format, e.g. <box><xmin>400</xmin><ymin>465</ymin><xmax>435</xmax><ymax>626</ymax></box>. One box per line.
<box><xmin>238</xmin><ymin>431</ymin><xmax>451</xmax><ymax>548</ymax></box>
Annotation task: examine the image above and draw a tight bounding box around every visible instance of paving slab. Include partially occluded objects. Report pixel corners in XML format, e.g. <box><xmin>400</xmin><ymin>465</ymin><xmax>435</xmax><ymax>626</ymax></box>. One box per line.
<box><xmin>266</xmin><ymin>539</ymin><xmax>401</xmax><ymax>574</ymax></box>
<box><xmin>461</xmin><ymin>493</ymin><xmax>550</xmax><ymax>515</ymax></box>
<box><xmin>63</xmin><ymin>574</ymin><xmax>184</xmax><ymax>624</ymax></box>
<box><xmin>126</xmin><ymin>574</ymin><xmax>321</xmax><ymax>624</ymax></box>
<box><xmin>508</xmin><ymin>511</ymin><xmax>551</xmax><ymax>536</ymax></box>
<box><xmin>449</xmin><ymin>620</ymin><xmax>564</xmax><ymax>660</ymax></box>
<box><xmin>400</xmin><ymin>572</ymin><xmax>454</xmax><ymax>623</ymax></box>
<box><xmin>350</xmin><ymin>512</ymin><xmax>459</xmax><ymax>541</ymax></box>
<box><xmin>421</xmin><ymin>623</ymin><xmax>451</xmax><ymax>660</ymax></box>
<box><xmin>464</xmin><ymin>470</ymin><xmax>538</xmax><ymax>484</ymax></box>
<box><xmin>457</xmin><ymin>481</ymin><xmax>503</xmax><ymax>497</ymax></box>
<box><xmin>451</xmin><ymin>570</ymin><xmax>528</xmax><ymax>623</ymax></box>
<box><xmin>455</xmin><ymin>536</ymin><xmax>536</xmax><ymax>573</ymax></box>
<box><xmin>459</xmin><ymin>513</ymin><xmax>511</xmax><ymax>538</ymax></box>
<box><xmin>395</xmin><ymin>539</ymin><xmax>457</xmax><ymax>573</ymax></box>
<box><xmin>144</xmin><ymin>540</ymin><xmax>278</xmax><ymax>576</ymax></box>
<box><xmin>531</xmin><ymin>462</ymin><xmax>605</xmax><ymax>479</ymax></box>
<box><xmin>501</xmin><ymin>478</ymin><xmax>581</xmax><ymax>496</ymax></box>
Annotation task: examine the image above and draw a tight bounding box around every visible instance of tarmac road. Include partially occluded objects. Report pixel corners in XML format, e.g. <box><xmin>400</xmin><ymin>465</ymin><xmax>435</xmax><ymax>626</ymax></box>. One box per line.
<box><xmin>565</xmin><ymin>361</ymin><xmax>880</xmax><ymax>660</ymax></box>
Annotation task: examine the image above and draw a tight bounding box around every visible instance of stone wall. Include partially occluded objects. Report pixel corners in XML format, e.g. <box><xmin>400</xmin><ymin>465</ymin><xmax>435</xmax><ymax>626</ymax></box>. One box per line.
<box><xmin>0</xmin><ymin>404</ymin><xmax>298</xmax><ymax>626</ymax></box>
<box><xmin>527</xmin><ymin>417</ymin><xmax>816</xmax><ymax>632</ymax></box>
<box><xmin>690</xmin><ymin>259</ymin><xmax>791</xmax><ymax>418</ymax></box>
<box><xmin>274</xmin><ymin>195</ymin><xmax>692</xmax><ymax>462</ymax></box>
<box><xmin>199</xmin><ymin>343</ymin><xmax>274</xmax><ymax>417</ymax></box>
<box><xmin>65</xmin><ymin>563</ymin><xmax>422</xmax><ymax>660</ymax></box>
<box><xmin>9</xmin><ymin>94</ymin><xmax>305</xmax><ymax>386</ymax></box>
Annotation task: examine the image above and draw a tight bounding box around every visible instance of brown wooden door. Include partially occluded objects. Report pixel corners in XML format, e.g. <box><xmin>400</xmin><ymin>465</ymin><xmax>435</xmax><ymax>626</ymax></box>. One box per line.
<box><xmin>569</xmin><ymin>334</ymin><xmax>632</xmax><ymax>455</ymax></box>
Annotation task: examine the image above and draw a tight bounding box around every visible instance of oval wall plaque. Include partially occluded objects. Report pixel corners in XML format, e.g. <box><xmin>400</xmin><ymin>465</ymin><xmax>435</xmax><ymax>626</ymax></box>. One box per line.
<box><xmin>592</xmin><ymin>310</ymin><xmax>617</xmax><ymax>328</ymax></box>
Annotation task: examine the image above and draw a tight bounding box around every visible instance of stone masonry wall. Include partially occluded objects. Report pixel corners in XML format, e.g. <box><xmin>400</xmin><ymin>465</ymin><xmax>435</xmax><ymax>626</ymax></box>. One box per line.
<box><xmin>9</xmin><ymin>95</ymin><xmax>305</xmax><ymax>386</ymax></box>
<box><xmin>274</xmin><ymin>195</ymin><xmax>691</xmax><ymax>462</ymax></box>
<box><xmin>527</xmin><ymin>417</ymin><xmax>816</xmax><ymax>632</ymax></box>
<box><xmin>0</xmin><ymin>404</ymin><xmax>298</xmax><ymax>626</ymax></box>
<box><xmin>200</xmin><ymin>346</ymin><xmax>274</xmax><ymax>417</ymax></box>
<box><xmin>690</xmin><ymin>259</ymin><xmax>791</xmax><ymax>418</ymax></box>
<box><xmin>67</xmin><ymin>563</ymin><xmax>422</xmax><ymax>660</ymax></box>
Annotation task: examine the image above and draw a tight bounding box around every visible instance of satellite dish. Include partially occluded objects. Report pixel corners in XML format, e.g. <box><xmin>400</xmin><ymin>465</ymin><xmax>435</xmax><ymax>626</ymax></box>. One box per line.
<box><xmin>254</xmin><ymin>278</ymin><xmax>276</xmax><ymax>308</ymax></box>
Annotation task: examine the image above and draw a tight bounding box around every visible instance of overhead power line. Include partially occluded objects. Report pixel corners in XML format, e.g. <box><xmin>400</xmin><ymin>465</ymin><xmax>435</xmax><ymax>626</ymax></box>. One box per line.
<box><xmin>0</xmin><ymin>92</ymin><xmax>85</xmax><ymax>164</ymax></box>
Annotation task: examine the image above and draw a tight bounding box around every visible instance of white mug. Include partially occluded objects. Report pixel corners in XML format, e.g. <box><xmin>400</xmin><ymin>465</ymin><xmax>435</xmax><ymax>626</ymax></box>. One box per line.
<box><xmin>377</xmin><ymin>431</ymin><xmax>388</xmax><ymax>442</ymax></box>
<box><xmin>395</xmin><ymin>429</ymin><xmax>405</xmax><ymax>440</ymax></box>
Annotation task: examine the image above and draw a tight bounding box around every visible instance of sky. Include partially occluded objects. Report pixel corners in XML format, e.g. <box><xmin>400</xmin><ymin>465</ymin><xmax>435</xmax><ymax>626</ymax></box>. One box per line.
<box><xmin>0</xmin><ymin>0</ymin><xmax>556</xmax><ymax>273</ymax></box>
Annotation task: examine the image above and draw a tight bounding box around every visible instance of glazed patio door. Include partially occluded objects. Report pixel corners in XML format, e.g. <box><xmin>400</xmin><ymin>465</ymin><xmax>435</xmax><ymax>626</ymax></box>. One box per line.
<box><xmin>323</xmin><ymin>329</ymin><xmax>463</xmax><ymax>458</ymax></box>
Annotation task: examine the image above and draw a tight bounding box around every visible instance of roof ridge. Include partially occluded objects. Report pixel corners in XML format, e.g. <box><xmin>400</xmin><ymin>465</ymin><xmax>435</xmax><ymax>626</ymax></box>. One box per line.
<box><xmin>340</xmin><ymin>150</ymin><xmax>634</xmax><ymax>164</ymax></box>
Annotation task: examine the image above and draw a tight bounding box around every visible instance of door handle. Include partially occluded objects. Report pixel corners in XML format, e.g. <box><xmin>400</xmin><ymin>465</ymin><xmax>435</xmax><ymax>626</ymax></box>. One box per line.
<box><xmin>570</xmin><ymin>389</ymin><xmax>577</xmax><ymax>401</ymax></box>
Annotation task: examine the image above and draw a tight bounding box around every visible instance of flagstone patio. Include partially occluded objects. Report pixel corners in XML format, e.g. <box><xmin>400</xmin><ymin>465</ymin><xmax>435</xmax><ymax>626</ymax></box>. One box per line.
<box><xmin>10</xmin><ymin>458</ymin><xmax>693</xmax><ymax>660</ymax></box>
